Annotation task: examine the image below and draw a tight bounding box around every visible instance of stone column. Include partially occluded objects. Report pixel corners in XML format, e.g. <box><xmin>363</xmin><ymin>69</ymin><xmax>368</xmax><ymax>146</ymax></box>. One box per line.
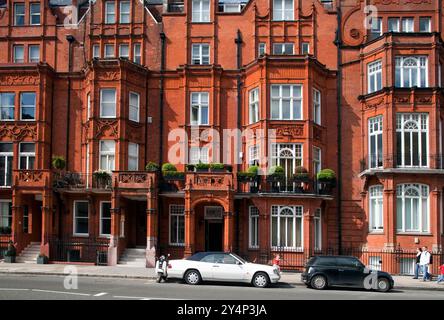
<box><xmin>223</xmin><ymin>211</ymin><xmax>234</xmax><ymax>252</ymax></box>
<box><xmin>108</xmin><ymin>191</ymin><xmax>120</xmax><ymax>266</ymax></box>
<box><xmin>146</xmin><ymin>178</ymin><xmax>158</xmax><ymax>267</ymax></box>
<box><xmin>303</xmin><ymin>205</ymin><xmax>314</xmax><ymax>259</ymax></box>
<box><xmin>40</xmin><ymin>190</ymin><xmax>52</xmax><ymax>256</ymax></box>
<box><xmin>11</xmin><ymin>190</ymin><xmax>23</xmax><ymax>250</ymax></box>
<box><xmin>383</xmin><ymin>179</ymin><xmax>395</xmax><ymax>249</ymax></box>
<box><xmin>184</xmin><ymin>209</ymin><xmax>195</xmax><ymax>256</ymax></box>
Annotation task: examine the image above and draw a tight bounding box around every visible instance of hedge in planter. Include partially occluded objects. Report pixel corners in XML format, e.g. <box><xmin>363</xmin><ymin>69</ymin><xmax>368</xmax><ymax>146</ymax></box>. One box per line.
<box><xmin>317</xmin><ymin>169</ymin><xmax>336</xmax><ymax>183</ymax></box>
<box><xmin>162</xmin><ymin>163</ymin><xmax>177</xmax><ymax>172</ymax></box>
<box><xmin>209</xmin><ymin>163</ymin><xmax>225</xmax><ymax>172</ymax></box>
<box><xmin>267</xmin><ymin>165</ymin><xmax>285</xmax><ymax>182</ymax></box>
<box><xmin>145</xmin><ymin>162</ymin><xmax>159</xmax><ymax>172</ymax></box>
<box><xmin>195</xmin><ymin>162</ymin><xmax>210</xmax><ymax>172</ymax></box>
<box><xmin>162</xmin><ymin>171</ymin><xmax>185</xmax><ymax>181</ymax></box>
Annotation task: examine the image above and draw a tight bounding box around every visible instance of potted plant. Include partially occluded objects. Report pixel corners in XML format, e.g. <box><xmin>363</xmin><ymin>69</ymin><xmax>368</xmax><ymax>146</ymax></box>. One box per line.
<box><xmin>195</xmin><ymin>162</ymin><xmax>210</xmax><ymax>172</ymax></box>
<box><xmin>237</xmin><ymin>166</ymin><xmax>258</xmax><ymax>182</ymax></box>
<box><xmin>93</xmin><ymin>170</ymin><xmax>111</xmax><ymax>189</ymax></box>
<box><xmin>161</xmin><ymin>163</ymin><xmax>177</xmax><ymax>172</ymax></box>
<box><xmin>161</xmin><ymin>163</ymin><xmax>185</xmax><ymax>181</ymax></box>
<box><xmin>4</xmin><ymin>240</ymin><xmax>16</xmax><ymax>263</ymax></box>
<box><xmin>37</xmin><ymin>253</ymin><xmax>49</xmax><ymax>264</ymax></box>
<box><xmin>145</xmin><ymin>162</ymin><xmax>159</xmax><ymax>172</ymax></box>
<box><xmin>186</xmin><ymin>164</ymin><xmax>195</xmax><ymax>172</ymax></box>
<box><xmin>210</xmin><ymin>163</ymin><xmax>225</xmax><ymax>172</ymax></box>
<box><xmin>52</xmin><ymin>155</ymin><xmax>66</xmax><ymax>171</ymax></box>
<box><xmin>267</xmin><ymin>165</ymin><xmax>285</xmax><ymax>192</ymax></box>
<box><xmin>293</xmin><ymin>166</ymin><xmax>309</xmax><ymax>182</ymax></box>
<box><xmin>317</xmin><ymin>168</ymin><xmax>336</xmax><ymax>194</ymax></box>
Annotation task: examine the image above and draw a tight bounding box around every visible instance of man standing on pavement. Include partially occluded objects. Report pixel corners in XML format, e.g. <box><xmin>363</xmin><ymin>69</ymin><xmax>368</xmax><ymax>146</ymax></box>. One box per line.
<box><xmin>419</xmin><ymin>246</ymin><xmax>431</xmax><ymax>281</ymax></box>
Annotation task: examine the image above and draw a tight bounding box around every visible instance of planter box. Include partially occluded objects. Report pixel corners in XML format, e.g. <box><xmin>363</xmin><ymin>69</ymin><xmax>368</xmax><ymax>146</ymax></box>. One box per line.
<box><xmin>37</xmin><ymin>256</ymin><xmax>49</xmax><ymax>264</ymax></box>
<box><xmin>4</xmin><ymin>256</ymin><xmax>15</xmax><ymax>263</ymax></box>
<box><xmin>210</xmin><ymin>168</ymin><xmax>225</xmax><ymax>173</ymax></box>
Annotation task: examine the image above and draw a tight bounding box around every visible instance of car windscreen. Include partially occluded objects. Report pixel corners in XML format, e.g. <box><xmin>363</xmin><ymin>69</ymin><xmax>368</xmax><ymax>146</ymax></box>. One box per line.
<box><xmin>230</xmin><ymin>253</ymin><xmax>247</xmax><ymax>264</ymax></box>
<box><xmin>187</xmin><ymin>252</ymin><xmax>207</xmax><ymax>261</ymax></box>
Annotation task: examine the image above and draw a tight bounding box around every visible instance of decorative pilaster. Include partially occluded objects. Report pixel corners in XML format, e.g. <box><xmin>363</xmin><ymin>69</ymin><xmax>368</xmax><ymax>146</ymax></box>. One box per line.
<box><xmin>223</xmin><ymin>211</ymin><xmax>234</xmax><ymax>252</ymax></box>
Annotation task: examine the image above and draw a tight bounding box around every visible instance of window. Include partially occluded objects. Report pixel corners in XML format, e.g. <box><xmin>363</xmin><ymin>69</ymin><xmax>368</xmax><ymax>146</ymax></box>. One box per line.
<box><xmin>19</xmin><ymin>143</ymin><xmax>35</xmax><ymax>169</ymax></box>
<box><xmin>192</xmin><ymin>0</ymin><xmax>210</xmax><ymax>22</ymax></box>
<box><xmin>258</xmin><ymin>43</ymin><xmax>266</xmax><ymax>57</ymax></box>
<box><xmin>249</xmin><ymin>88</ymin><xmax>259</xmax><ymax>124</ymax></box>
<box><xmin>128</xmin><ymin>142</ymin><xmax>139</xmax><ymax>171</ymax></box>
<box><xmin>221</xmin><ymin>3</ymin><xmax>243</xmax><ymax>12</ymax></box>
<box><xmin>119</xmin><ymin>44</ymin><xmax>129</xmax><ymax>59</ymax></box>
<box><xmin>14</xmin><ymin>3</ymin><xmax>25</xmax><ymax>26</ymax></box>
<box><xmin>369</xmin><ymin>185</ymin><xmax>383</xmax><ymax>232</ymax></box>
<box><xmin>191</xmin><ymin>44</ymin><xmax>210</xmax><ymax>65</ymax></box>
<box><xmin>402</xmin><ymin>18</ymin><xmax>414</xmax><ymax>32</ymax></box>
<box><xmin>419</xmin><ymin>17</ymin><xmax>431</xmax><ymax>32</ymax></box>
<box><xmin>93</xmin><ymin>44</ymin><xmax>100</xmax><ymax>59</ymax></box>
<box><xmin>133</xmin><ymin>43</ymin><xmax>141</xmax><ymax>64</ymax></box>
<box><xmin>120</xmin><ymin>1</ymin><xmax>130</xmax><ymax>23</ymax></box>
<box><xmin>0</xmin><ymin>93</ymin><xmax>15</xmax><ymax>120</ymax></box>
<box><xmin>313</xmin><ymin>89</ymin><xmax>321</xmax><ymax>124</ymax></box>
<box><xmin>30</xmin><ymin>3</ymin><xmax>40</xmax><ymax>25</ymax></box>
<box><xmin>249</xmin><ymin>145</ymin><xmax>259</xmax><ymax>166</ymax></box>
<box><xmin>29</xmin><ymin>45</ymin><xmax>40</xmax><ymax>63</ymax></box>
<box><xmin>313</xmin><ymin>147</ymin><xmax>321</xmax><ymax>176</ymax></box>
<box><xmin>396</xmin><ymin>113</ymin><xmax>428</xmax><ymax>167</ymax></box>
<box><xmin>104</xmin><ymin>44</ymin><xmax>115</xmax><ymax>58</ymax></box>
<box><xmin>86</xmin><ymin>93</ymin><xmax>91</xmax><ymax>119</ymax></box>
<box><xmin>100</xmin><ymin>89</ymin><xmax>116</xmax><ymax>118</ymax></box>
<box><xmin>273</xmin><ymin>43</ymin><xmax>294</xmax><ymax>55</ymax></box>
<box><xmin>271</xmin><ymin>143</ymin><xmax>302</xmax><ymax>192</ymax></box>
<box><xmin>249</xmin><ymin>206</ymin><xmax>259</xmax><ymax>249</ymax></box>
<box><xmin>190</xmin><ymin>92</ymin><xmax>209</xmax><ymax>125</ymax></box>
<box><xmin>100</xmin><ymin>202</ymin><xmax>111</xmax><ymax>236</ymax></box>
<box><xmin>388</xmin><ymin>18</ymin><xmax>400</xmax><ymax>32</ymax></box>
<box><xmin>395</xmin><ymin>56</ymin><xmax>428</xmax><ymax>88</ymax></box>
<box><xmin>273</xmin><ymin>0</ymin><xmax>294</xmax><ymax>21</ymax></box>
<box><xmin>271</xmin><ymin>205</ymin><xmax>302</xmax><ymax>249</ymax></box>
<box><xmin>369</xmin><ymin>116</ymin><xmax>383</xmax><ymax>168</ymax></box>
<box><xmin>314</xmin><ymin>209</ymin><xmax>322</xmax><ymax>251</ymax></box>
<box><xmin>396</xmin><ymin>184</ymin><xmax>429</xmax><ymax>233</ymax></box>
<box><xmin>23</xmin><ymin>205</ymin><xmax>29</xmax><ymax>233</ymax></box>
<box><xmin>301</xmin><ymin>42</ymin><xmax>310</xmax><ymax>55</ymax></box>
<box><xmin>0</xmin><ymin>143</ymin><xmax>13</xmax><ymax>187</ymax></box>
<box><xmin>270</xmin><ymin>84</ymin><xmax>302</xmax><ymax>120</ymax></box>
<box><xmin>129</xmin><ymin>92</ymin><xmax>140</xmax><ymax>122</ymax></box>
<box><xmin>20</xmin><ymin>92</ymin><xmax>36</xmax><ymax>120</ymax></box>
<box><xmin>13</xmin><ymin>45</ymin><xmax>24</xmax><ymax>63</ymax></box>
<box><xmin>73</xmin><ymin>201</ymin><xmax>89</xmax><ymax>235</ymax></box>
<box><xmin>369</xmin><ymin>17</ymin><xmax>382</xmax><ymax>39</ymax></box>
<box><xmin>368</xmin><ymin>60</ymin><xmax>382</xmax><ymax>93</ymax></box>
<box><xmin>170</xmin><ymin>205</ymin><xmax>185</xmax><ymax>245</ymax></box>
<box><xmin>105</xmin><ymin>1</ymin><xmax>116</xmax><ymax>24</ymax></box>
<box><xmin>99</xmin><ymin>140</ymin><xmax>115</xmax><ymax>172</ymax></box>
<box><xmin>189</xmin><ymin>146</ymin><xmax>209</xmax><ymax>164</ymax></box>
<box><xmin>0</xmin><ymin>201</ymin><xmax>12</xmax><ymax>232</ymax></box>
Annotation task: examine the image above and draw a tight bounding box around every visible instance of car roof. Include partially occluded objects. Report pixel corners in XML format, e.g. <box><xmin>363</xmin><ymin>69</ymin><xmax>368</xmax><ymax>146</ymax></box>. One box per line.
<box><xmin>313</xmin><ymin>255</ymin><xmax>358</xmax><ymax>259</ymax></box>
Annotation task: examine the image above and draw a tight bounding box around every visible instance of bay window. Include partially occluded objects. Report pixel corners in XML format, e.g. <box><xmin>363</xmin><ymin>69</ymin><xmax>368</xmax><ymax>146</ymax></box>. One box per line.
<box><xmin>270</xmin><ymin>84</ymin><xmax>302</xmax><ymax>120</ymax></box>
<box><xmin>249</xmin><ymin>88</ymin><xmax>259</xmax><ymax>124</ymax></box>
<box><xmin>395</xmin><ymin>56</ymin><xmax>428</xmax><ymax>88</ymax></box>
<box><xmin>271</xmin><ymin>205</ymin><xmax>302</xmax><ymax>249</ymax></box>
<box><xmin>99</xmin><ymin>140</ymin><xmax>115</xmax><ymax>172</ymax></box>
<box><xmin>369</xmin><ymin>116</ymin><xmax>383</xmax><ymax>168</ymax></box>
<box><xmin>369</xmin><ymin>185</ymin><xmax>383</xmax><ymax>232</ymax></box>
<box><xmin>419</xmin><ymin>17</ymin><xmax>431</xmax><ymax>32</ymax></box>
<box><xmin>104</xmin><ymin>44</ymin><xmax>115</xmax><ymax>58</ymax></box>
<box><xmin>73</xmin><ymin>201</ymin><xmax>89</xmax><ymax>235</ymax></box>
<box><xmin>190</xmin><ymin>92</ymin><xmax>209</xmax><ymax>125</ymax></box>
<box><xmin>119</xmin><ymin>44</ymin><xmax>129</xmax><ymax>59</ymax></box>
<box><xmin>388</xmin><ymin>18</ymin><xmax>400</xmax><ymax>32</ymax></box>
<box><xmin>249</xmin><ymin>145</ymin><xmax>259</xmax><ymax>166</ymax></box>
<box><xmin>369</xmin><ymin>17</ymin><xmax>382</xmax><ymax>39</ymax></box>
<box><xmin>100</xmin><ymin>88</ymin><xmax>116</xmax><ymax>118</ymax></box>
<box><xmin>169</xmin><ymin>205</ymin><xmax>185</xmax><ymax>245</ymax></box>
<box><xmin>396</xmin><ymin>184</ymin><xmax>429</xmax><ymax>233</ymax></box>
<box><xmin>191</xmin><ymin>44</ymin><xmax>210</xmax><ymax>65</ymax></box>
<box><xmin>192</xmin><ymin>0</ymin><xmax>210</xmax><ymax>22</ymax></box>
<box><xmin>313</xmin><ymin>88</ymin><xmax>321</xmax><ymax>124</ymax></box>
<box><xmin>272</xmin><ymin>43</ymin><xmax>294</xmax><ymax>55</ymax></box>
<box><xmin>396</xmin><ymin>113</ymin><xmax>428</xmax><ymax>167</ymax></box>
<box><xmin>271</xmin><ymin>143</ymin><xmax>302</xmax><ymax>192</ymax></box>
<box><xmin>129</xmin><ymin>92</ymin><xmax>140</xmax><ymax>122</ymax></box>
<box><xmin>19</xmin><ymin>143</ymin><xmax>35</xmax><ymax>169</ymax></box>
<box><xmin>128</xmin><ymin>142</ymin><xmax>139</xmax><ymax>171</ymax></box>
<box><xmin>0</xmin><ymin>143</ymin><xmax>13</xmax><ymax>187</ymax></box>
<box><xmin>20</xmin><ymin>92</ymin><xmax>36</xmax><ymax>120</ymax></box>
<box><xmin>249</xmin><ymin>206</ymin><xmax>259</xmax><ymax>249</ymax></box>
<box><xmin>402</xmin><ymin>18</ymin><xmax>414</xmax><ymax>32</ymax></box>
<box><xmin>313</xmin><ymin>147</ymin><xmax>321</xmax><ymax>175</ymax></box>
<box><xmin>0</xmin><ymin>93</ymin><xmax>15</xmax><ymax>120</ymax></box>
<box><xmin>368</xmin><ymin>60</ymin><xmax>382</xmax><ymax>93</ymax></box>
<box><xmin>133</xmin><ymin>43</ymin><xmax>141</xmax><ymax>64</ymax></box>
<box><xmin>273</xmin><ymin>0</ymin><xmax>294</xmax><ymax>21</ymax></box>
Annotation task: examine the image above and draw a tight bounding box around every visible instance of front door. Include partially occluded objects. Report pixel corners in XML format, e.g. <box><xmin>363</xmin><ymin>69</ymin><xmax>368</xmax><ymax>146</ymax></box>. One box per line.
<box><xmin>205</xmin><ymin>221</ymin><xmax>223</xmax><ymax>251</ymax></box>
<box><xmin>135</xmin><ymin>203</ymin><xmax>147</xmax><ymax>246</ymax></box>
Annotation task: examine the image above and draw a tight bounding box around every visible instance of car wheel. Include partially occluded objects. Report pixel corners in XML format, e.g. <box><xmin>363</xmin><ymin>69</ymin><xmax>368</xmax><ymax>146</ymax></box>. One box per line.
<box><xmin>376</xmin><ymin>278</ymin><xmax>390</xmax><ymax>292</ymax></box>
<box><xmin>252</xmin><ymin>272</ymin><xmax>269</xmax><ymax>288</ymax></box>
<box><xmin>310</xmin><ymin>275</ymin><xmax>328</xmax><ymax>290</ymax></box>
<box><xmin>184</xmin><ymin>270</ymin><xmax>201</xmax><ymax>285</ymax></box>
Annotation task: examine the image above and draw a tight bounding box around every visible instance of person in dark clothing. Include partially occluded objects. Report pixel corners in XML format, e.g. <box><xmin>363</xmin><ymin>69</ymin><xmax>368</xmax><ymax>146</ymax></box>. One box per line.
<box><xmin>413</xmin><ymin>248</ymin><xmax>422</xmax><ymax>279</ymax></box>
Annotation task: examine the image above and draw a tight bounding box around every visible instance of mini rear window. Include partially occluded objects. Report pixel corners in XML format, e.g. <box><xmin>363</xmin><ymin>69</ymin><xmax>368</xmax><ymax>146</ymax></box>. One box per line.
<box><xmin>313</xmin><ymin>257</ymin><xmax>338</xmax><ymax>266</ymax></box>
<box><xmin>187</xmin><ymin>252</ymin><xmax>207</xmax><ymax>261</ymax></box>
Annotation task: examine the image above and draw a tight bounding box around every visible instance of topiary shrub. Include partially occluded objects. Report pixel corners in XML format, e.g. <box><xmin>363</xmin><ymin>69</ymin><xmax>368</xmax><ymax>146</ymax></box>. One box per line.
<box><xmin>248</xmin><ymin>165</ymin><xmax>259</xmax><ymax>175</ymax></box>
<box><xmin>210</xmin><ymin>163</ymin><xmax>225</xmax><ymax>171</ymax></box>
<box><xmin>161</xmin><ymin>163</ymin><xmax>177</xmax><ymax>172</ymax></box>
<box><xmin>317</xmin><ymin>169</ymin><xmax>336</xmax><ymax>182</ymax></box>
<box><xmin>145</xmin><ymin>162</ymin><xmax>159</xmax><ymax>172</ymax></box>
<box><xmin>52</xmin><ymin>156</ymin><xmax>66</xmax><ymax>170</ymax></box>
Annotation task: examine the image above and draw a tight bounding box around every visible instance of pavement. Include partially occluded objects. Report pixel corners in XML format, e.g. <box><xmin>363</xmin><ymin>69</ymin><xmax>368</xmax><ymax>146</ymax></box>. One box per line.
<box><xmin>0</xmin><ymin>262</ymin><xmax>443</xmax><ymax>291</ymax></box>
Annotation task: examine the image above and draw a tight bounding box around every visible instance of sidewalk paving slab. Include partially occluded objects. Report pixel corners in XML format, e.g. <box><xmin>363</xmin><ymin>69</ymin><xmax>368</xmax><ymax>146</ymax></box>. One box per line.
<box><xmin>0</xmin><ymin>263</ymin><xmax>443</xmax><ymax>291</ymax></box>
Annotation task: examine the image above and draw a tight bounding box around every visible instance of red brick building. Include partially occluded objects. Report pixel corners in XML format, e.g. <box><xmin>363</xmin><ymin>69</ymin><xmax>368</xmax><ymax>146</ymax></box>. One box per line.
<box><xmin>0</xmin><ymin>0</ymin><xmax>442</xmax><ymax>273</ymax></box>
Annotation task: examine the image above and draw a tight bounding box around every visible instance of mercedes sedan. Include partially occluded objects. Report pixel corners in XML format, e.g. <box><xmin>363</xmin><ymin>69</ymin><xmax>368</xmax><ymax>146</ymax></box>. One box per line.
<box><xmin>166</xmin><ymin>252</ymin><xmax>281</xmax><ymax>288</ymax></box>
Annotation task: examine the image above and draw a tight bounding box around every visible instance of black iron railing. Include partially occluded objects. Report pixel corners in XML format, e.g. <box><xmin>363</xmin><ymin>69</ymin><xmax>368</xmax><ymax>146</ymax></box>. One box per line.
<box><xmin>47</xmin><ymin>236</ymin><xmax>109</xmax><ymax>265</ymax></box>
<box><xmin>0</xmin><ymin>235</ymin><xmax>12</xmax><ymax>259</ymax></box>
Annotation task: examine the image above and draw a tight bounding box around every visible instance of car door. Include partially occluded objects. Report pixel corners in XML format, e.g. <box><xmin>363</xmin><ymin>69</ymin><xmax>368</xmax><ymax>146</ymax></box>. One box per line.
<box><xmin>198</xmin><ymin>254</ymin><xmax>217</xmax><ymax>280</ymax></box>
<box><xmin>336</xmin><ymin>257</ymin><xmax>366</xmax><ymax>287</ymax></box>
<box><xmin>315</xmin><ymin>257</ymin><xmax>340</xmax><ymax>285</ymax></box>
<box><xmin>211</xmin><ymin>253</ymin><xmax>247</xmax><ymax>282</ymax></box>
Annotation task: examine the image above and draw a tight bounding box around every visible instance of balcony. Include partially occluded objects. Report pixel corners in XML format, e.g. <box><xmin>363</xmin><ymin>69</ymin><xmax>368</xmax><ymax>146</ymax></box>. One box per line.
<box><xmin>13</xmin><ymin>170</ymin><xmax>51</xmax><ymax>189</ymax></box>
<box><xmin>112</xmin><ymin>171</ymin><xmax>157</xmax><ymax>190</ymax></box>
<box><xmin>52</xmin><ymin>172</ymin><xmax>112</xmax><ymax>192</ymax></box>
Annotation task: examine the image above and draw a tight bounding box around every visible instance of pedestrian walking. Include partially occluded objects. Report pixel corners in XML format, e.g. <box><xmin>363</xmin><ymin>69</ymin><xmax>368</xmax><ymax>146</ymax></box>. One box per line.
<box><xmin>419</xmin><ymin>246</ymin><xmax>431</xmax><ymax>281</ymax></box>
<box><xmin>437</xmin><ymin>264</ymin><xmax>444</xmax><ymax>284</ymax></box>
<box><xmin>413</xmin><ymin>248</ymin><xmax>422</xmax><ymax>279</ymax></box>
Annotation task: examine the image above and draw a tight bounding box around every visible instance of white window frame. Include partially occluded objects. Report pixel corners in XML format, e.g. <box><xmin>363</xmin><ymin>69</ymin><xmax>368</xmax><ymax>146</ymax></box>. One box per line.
<box><xmin>272</xmin><ymin>43</ymin><xmax>294</xmax><ymax>55</ymax></box>
<box><xmin>105</xmin><ymin>1</ymin><xmax>116</xmax><ymax>24</ymax></box>
<box><xmin>396</xmin><ymin>113</ymin><xmax>428</xmax><ymax>168</ymax></box>
<box><xmin>192</xmin><ymin>0</ymin><xmax>210</xmax><ymax>23</ymax></box>
<box><xmin>314</xmin><ymin>208</ymin><xmax>322</xmax><ymax>251</ymax></box>
<box><xmin>119</xmin><ymin>44</ymin><xmax>129</xmax><ymax>59</ymax></box>
<box><xmin>191</xmin><ymin>43</ymin><xmax>210</xmax><ymax>65</ymax></box>
<box><xmin>313</xmin><ymin>88</ymin><xmax>321</xmax><ymax>125</ymax></box>
<box><xmin>30</xmin><ymin>3</ymin><xmax>41</xmax><ymax>25</ymax></box>
<box><xmin>419</xmin><ymin>17</ymin><xmax>431</xmax><ymax>32</ymax></box>
<box><xmin>402</xmin><ymin>17</ymin><xmax>414</xmax><ymax>32</ymax></box>
<box><xmin>301</xmin><ymin>42</ymin><xmax>310</xmax><ymax>55</ymax></box>
<box><xmin>190</xmin><ymin>92</ymin><xmax>209</xmax><ymax>125</ymax></box>
<box><xmin>313</xmin><ymin>146</ymin><xmax>321</xmax><ymax>175</ymax></box>
<box><xmin>73</xmin><ymin>200</ymin><xmax>89</xmax><ymax>236</ymax></box>
<box><xmin>20</xmin><ymin>92</ymin><xmax>36</xmax><ymax>121</ymax></box>
<box><xmin>99</xmin><ymin>201</ymin><xmax>112</xmax><ymax>237</ymax></box>
<box><xmin>388</xmin><ymin>17</ymin><xmax>400</xmax><ymax>32</ymax></box>
<box><xmin>396</xmin><ymin>184</ymin><xmax>429</xmax><ymax>233</ymax></box>
<box><xmin>369</xmin><ymin>185</ymin><xmax>384</xmax><ymax>232</ymax></box>
<box><xmin>93</xmin><ymin>44</ymin><xmax>100</xmax><ymax>59</ymax></box>
<box><xmin>100</xmin><ymin>88</ymin><xmax>116</xmax><ymax>118</ymax></box>
<box><xmin>273</xmin><ymin>0</ymin><xmax>294</xmax><ymax>21</ymax></box>
<box><xmin>13</xmin><ymin>45</ymin><xmax>24</xmax><ymax>63</ymax></box>
<box><xmin>369</xmin><ymin>116</ymin><xmax>383</xmax><ymax>169</ymax></box>
<box><xmin>249</xmin><ymin>206</ymin><xmax>259</xmax><ymax>249</ymax></box>
<box><xmin>189</xmin><ymin>146</ymin><xmax>209</xmax><ymax>164</ymax></box>
<box><xmin>28</xmin><ymin>45</ymin><xmax>40</xmax><ymax>63</ymax></box>
<box><xmin>169</xmin><ymin>204</ymin><xmax>185</xmax><ymax>246</ymax></box>
<box><xmin>86</xmin><ymin>92</ymin><xmax>91</xmax><ymax>119</ymax></box>
<box><xmin>0</xmin><ymin>143</ymin><xmax>13</xmax><ymax>188</ymax></box>
<box><xmin>14</xmin><ymin>3</ymin><xmax>25</xmax><ymax>26</ymax></box>
<box><xmin>99</xmin><ymin>140</ymin><xmax>116</xmax><ymax>172</ymax></box>
<box><xmin>0</xmin><ymin>93</ymin><xmax>15</xmax><ymax>121</ymax></box>
<box><xmin>249</xmin><ymin>87</ymin><xmax>259</xmax><ymax>124</ymax></box>
<box><xmin>119</xmin><ymin>1</ymin><xmax>130</xmax><ymax>24</ymax></box>
<box><xmin>395</xmin><ymin>56</ymin><xmax>428</xmax><ymax>88</ymax></box>
<box><xmin>249</xmin><ymin>145</ymin><xmax>259</xmax><ymax>166</ymax></box>
<box><xmin>128</xmin><ymin>142</ymin><xmax>139</xmax><ymax>171</ymax></box>
<box><xmin>129</xmin><ymin>91</ymin><xmax>140</xmax><ymax>122</ymax></box>
<box><xmin>271</xmin><ymin>205</ymin><xmax>303</xmax><ymax>249</ymax></box>
<box><xmin>104</xmin><ymin>44</ymin><xmax>115</xmax><ymax>58</ymax></box>
<box><xmin>368</xmin><ymin>60</ymin><xmax>382</xmax><ymax>93</ymax></box>
<box><xmin>18</xmin><ymin>142</ymin><xmax>35</xmax><ymax>170</ymax></box>
<box><xmin>270</xmin><ymin>84</ymin><xmax>303</xmax><ymax>120</ymax></box>
<box><xmin>133</xmin><ymin>43</ymin><xmax>141</xmax><ymax>64</ymax></box>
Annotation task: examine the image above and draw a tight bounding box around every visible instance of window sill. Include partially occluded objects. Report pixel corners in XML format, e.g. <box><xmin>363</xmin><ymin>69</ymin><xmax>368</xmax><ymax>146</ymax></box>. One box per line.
<box><xmin>396</xmin><ymin>232</ymin><xmax>432</xmax><ymax>236</ymax></box>
<box><xmin>169</xmin><ymin>243</ymin><xmax>185</xmax><ymax>247</ymax></box>
<box><xmin>368</xmin><ymin>231</ymin><xmax>384</xmax><ymax>235</ymax></box>
<box><xmin>73</xmin><ymin>234</ymin><xmax>90</xmax><ymax>237</ymax></box>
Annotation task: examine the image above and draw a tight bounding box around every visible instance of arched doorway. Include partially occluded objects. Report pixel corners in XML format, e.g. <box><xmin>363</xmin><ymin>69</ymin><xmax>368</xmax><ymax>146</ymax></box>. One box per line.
<box><xmin>192</xmin><ymin>201</ymin><xmax>226</xmax><ymax>252</ymax></box>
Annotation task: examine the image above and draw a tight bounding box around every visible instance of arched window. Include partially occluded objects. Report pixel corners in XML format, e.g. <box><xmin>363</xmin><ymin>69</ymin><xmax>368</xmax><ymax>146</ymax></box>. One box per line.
<box><xmin>271</xmin><ymin>205</ymin><xmax>303</xmax><ymax>249</ymax></box>
<box><xmin>396</xmin><ymin>113</ymin><xmax>428</xmax><ymax>167</ymax></box>
<box><xmin>396</xmin><ymin>184</ymin><xmax>429</xmax><ymax>233</ymax></box>
<box><xmin>395</xmin><ymin>56</ymin><xmax>428</xmax><ymax>88</ymax></box>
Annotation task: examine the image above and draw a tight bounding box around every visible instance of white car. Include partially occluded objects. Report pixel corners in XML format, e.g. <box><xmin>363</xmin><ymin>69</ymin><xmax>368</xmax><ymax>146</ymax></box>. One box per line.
<box><xmin>166</xmin><ymin>252</ymin><xmax>281</xmax><ymax>288</ymax></box>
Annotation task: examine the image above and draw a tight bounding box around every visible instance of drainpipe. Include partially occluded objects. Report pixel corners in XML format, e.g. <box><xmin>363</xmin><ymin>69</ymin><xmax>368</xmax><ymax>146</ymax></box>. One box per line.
<box><xmin>235</xmin><ymin>30</ymin><xmax>243</xmax><ymax>253</ymax></box>
<box><xmin>66</xmin><ymin>35</ymin><xmax>76</xmax><ymax>170</ymax></box>
<box><xmin>334</xmin><ymin>8</ymin><xmax>343</xmax><ymax>254</ymax></box>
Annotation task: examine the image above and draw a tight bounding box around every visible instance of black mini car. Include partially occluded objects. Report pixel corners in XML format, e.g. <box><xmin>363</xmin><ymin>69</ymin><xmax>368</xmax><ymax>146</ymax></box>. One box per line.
<box><xmin>301</xmin><ymin>256</ymin><xmax>394</xmax><ymax>292</ymax></box>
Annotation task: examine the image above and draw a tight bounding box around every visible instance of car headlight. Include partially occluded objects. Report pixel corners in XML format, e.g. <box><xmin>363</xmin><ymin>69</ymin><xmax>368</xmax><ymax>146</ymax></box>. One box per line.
<box><xmin>273</xmin><ymin>268</ymin><xmax>280</xmax><ymax>275</ymax></box>
<box><xmin>308</xmin><ymin>267</ymin><xmax>314</xmax><ymax>274</ymax></box>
